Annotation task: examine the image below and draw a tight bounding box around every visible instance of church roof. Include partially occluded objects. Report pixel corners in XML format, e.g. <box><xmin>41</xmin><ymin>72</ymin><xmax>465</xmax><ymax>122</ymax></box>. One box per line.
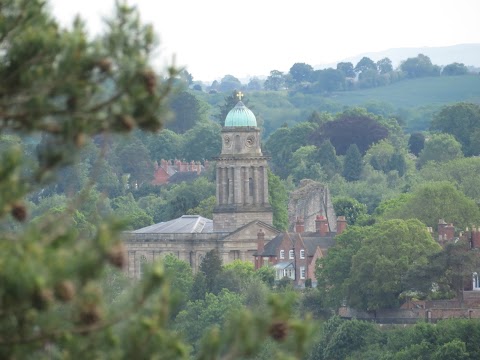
<box><xmin>224</xmin><ymin>101</ymin><xmax>257</xmax><ymax>127</ymax></box>
<box><xmin>131</xmin><ymin>215</ymin><xmax>213</xmax><ymax>234</ymax></box>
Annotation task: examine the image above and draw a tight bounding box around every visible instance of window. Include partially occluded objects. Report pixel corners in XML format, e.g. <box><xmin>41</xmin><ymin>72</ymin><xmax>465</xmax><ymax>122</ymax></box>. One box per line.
<box><xmin>300</xmin><ymin>266</ymin><xmax>306</xmax><ymax>279</ymax></box>
<box><xmin>474</xmin><ymin>272</ymin><xmax>480</xmax><ymax>290</ymax></box>
<box><xmin>280</xmin><ymin>250</ymin><xmax>285</xmax><ymax>259</ymax></box>
<box><xmin>249</xmin><ymin>177</ymin><xmax>254</xmax><ymax>196</ymax></box>
<box><xmin>289</xmin><ymin>250</ymin><xmax>294</xmax><ymax>259</ymax></box>
<box><xmin>300</xmin><ymin>249</ymin><xmax>305</xmax><ymax>259</ymax></box>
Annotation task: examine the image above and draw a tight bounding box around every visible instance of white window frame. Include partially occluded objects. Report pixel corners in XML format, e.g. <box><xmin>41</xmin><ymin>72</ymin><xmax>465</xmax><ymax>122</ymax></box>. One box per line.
<box><xmin>289</xmin><ymin>250</ymin><xmax>294</xmax><ymax>259</ymax></box>
<box><xmin>300</xmin><ymin>266</ymin><xmax>306</xmax><ymax>279</ymax></box>
<box><xmin>280</xmin><ymin>250</ymin><xmax>285</xmax><ymax>259</ymax></box>
<box><xmin>474</xmin><ymin>272</ymin><xmax>480</xmax><ymax>290</ymax></box>
<box><xmin>300</xmin><ymin>249</ymin><xmax>305</xmax><ymax>259</ymax></box>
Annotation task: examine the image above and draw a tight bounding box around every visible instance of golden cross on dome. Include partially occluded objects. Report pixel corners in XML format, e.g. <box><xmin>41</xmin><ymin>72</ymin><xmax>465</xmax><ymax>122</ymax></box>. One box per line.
<box><xmin>236</xmin><ymin>91</ymin><xmax>244</xmax><ymax>101</ymax></box>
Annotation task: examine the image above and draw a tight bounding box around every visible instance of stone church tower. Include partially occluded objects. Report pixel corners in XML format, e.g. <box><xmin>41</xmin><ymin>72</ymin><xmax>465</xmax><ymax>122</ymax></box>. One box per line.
<box><xmin>213</xmin><ymin>94</ymin><xmax>273</xmax><ymax>232</ymax></box>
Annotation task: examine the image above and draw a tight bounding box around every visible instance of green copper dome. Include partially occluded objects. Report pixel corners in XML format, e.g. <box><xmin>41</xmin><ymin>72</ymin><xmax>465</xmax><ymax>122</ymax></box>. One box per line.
<box><xmin>224</xmin><ymin>101</ymin><xmax>257</xmax><ymax>127</ymax></box>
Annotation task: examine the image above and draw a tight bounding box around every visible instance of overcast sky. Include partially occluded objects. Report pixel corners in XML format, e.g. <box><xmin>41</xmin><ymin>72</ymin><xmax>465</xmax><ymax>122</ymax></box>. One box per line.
<box><xmin>49</xmin><ymin>0</ymin><xmax>480</xmax><ymax>82</ymax></box>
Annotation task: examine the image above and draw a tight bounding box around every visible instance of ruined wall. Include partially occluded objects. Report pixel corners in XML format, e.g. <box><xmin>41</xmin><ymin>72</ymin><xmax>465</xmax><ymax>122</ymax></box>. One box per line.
<box><xmin>288</xmin><ymin>179</ymin><xmax>337</xmax><ymax>232</ymax></box>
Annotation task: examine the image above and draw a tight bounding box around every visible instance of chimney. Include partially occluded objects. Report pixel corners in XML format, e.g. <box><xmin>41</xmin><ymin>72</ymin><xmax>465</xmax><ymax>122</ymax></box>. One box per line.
<box><xmin>257</xmin><ymin>229</ymin><xmax>265</xmax><ymax>254</ymax></box>
<box><xmin>444</xmin><ymin>223</ymin><xmax>455</xmax><ymax>241</ymax></box>
<box><xmin>315</xmin><ymin>215</ymin><xmax>328</xmax><ymax>237</ymax></box>
<box><xmin>438</xmin><ymin>219</ymin><xmax>447</xmax><ymax>242</ymax></box>
<box><xmin>473</xmin><ymin>227</ymin><xmax>480</xmax><ymax>249</ymax></box>
<box><xmin>337</xmin><ymin>216</ymin><xmax>347</xmax><ymax>235</ymax></box>
<box><xmin>295</xmin><ymin>217</ymin><xmax>305</xmax><ymax>233</ymax></box>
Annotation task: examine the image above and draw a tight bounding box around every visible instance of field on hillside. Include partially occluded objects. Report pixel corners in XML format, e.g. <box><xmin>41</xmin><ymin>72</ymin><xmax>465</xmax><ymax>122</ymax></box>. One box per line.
<box><xmin>199</xmin><ymin>75</ymin><xmax>480</xmax><ymax>136</ymax></box>
<box><xmin>330</xmin><ymin>75</ymin><xmax>480</xmax><ymax>108</ymax></box>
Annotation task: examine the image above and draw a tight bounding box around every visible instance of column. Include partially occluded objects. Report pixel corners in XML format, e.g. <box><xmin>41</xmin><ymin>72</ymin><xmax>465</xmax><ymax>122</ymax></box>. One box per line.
<box><xmin>243</xmin><ymin>167</ymin><xmax>249</xmax><ymax>205</ymax></box>
<box><xmin>221</xmin><ymin>251</ymin><xmax>229</xmax><ymax>264</ymax></box>
<box><xmin>234</xmin><ymin>166</ymin><xmax>241</xmax><ymax>204</ymax></box>
<box><xmin>222</xmin><ymin>167</ymin><xmax>228</xmax><ymax>205</ymax></box>
<box><xmin>216</xmin><ymin>166</ymin><xmax>221</xmax><ymax>205</ymax></box>
<box><xmin>228</xmin><ymin>167</ymin><xmax>234</xmax><ymax>204</ymax></box>
<box><xmin>253</xmin><ymin>166</ymin><xmax>259</xmax><ymax>205</ymax></box>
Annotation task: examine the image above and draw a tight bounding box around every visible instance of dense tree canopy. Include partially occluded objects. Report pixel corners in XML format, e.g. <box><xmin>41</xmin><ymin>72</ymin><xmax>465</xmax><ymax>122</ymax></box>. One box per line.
<box><xmin>380</xmin><ymin>181</ymin><xmax>480</xmax><ymax>229</ymax></box>
<box><xmin>315</xmin><ymin>108</ymin><xmax>389</xmax><ymax>155</ymax></box>
<box><xmin>354</xmin><ymin>57</ymin><xmax>377</xmax><ymax>74</ymax></box>
<box><xmin>400</xmin><ymin>54</ymin><xmax>440</xmax><ymax>78</ymax></box>
<box><xmin>336</xmin><ymin>62</ymin><xmax>355</xmax><ymax>78</ymax></box>
<box><xmin>166</xmin><ymin>91</ymin><xmax>207</xmax><ymax>134</ymax></box>
<box><xmin>442</xmin><ymin>62</ymin><xmax>468</xmax><ymax>76</ymax></box>
<box><xmin>348</xmin><ymin>219</ymin><xmax>440</xmax><ymax>310</ymax></box>
<box><xmin>289</xmin><ymin>62</ymin><xmax>314</xmax><ymax>83</ymax></box>
<box><xmin>417</xmin><ymin>133</ymin><xmax>464</xmax><ymax>168</ymax></box>
<box><xmin>430</xmin><ymin>102</ymin><xmax>480</xmax><ymax>156</ymax></box>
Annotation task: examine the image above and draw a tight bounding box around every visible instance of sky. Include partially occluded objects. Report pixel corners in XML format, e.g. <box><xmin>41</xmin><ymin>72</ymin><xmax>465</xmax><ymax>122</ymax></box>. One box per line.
<box><xmin>49</xmin><ymin>0</ymin><xmax>480</xmax><ymax>82</ymax></box>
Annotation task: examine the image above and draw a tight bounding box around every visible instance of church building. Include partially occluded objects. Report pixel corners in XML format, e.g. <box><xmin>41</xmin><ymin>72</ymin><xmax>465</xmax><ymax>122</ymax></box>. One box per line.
<box><xmin>124</xmin><ymin>93</ymin><xmax>340</xmax><ymax>284</ymax></box>
<box><xmin>124</xmin><ymin>94</ymin><xmax>279</xmax><ymax>278</ymax></box>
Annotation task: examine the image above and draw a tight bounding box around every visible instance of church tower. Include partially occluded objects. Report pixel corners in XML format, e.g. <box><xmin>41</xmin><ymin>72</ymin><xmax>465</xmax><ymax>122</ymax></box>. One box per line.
<box><xmin>213</xmin><ymin>93</ymin><xmax>273</xmax><ymax>232</ymax></box>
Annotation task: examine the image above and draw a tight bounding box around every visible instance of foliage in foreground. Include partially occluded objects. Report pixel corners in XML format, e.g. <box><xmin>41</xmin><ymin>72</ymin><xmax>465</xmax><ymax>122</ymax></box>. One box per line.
<box><xmin>0</xmin><ymin>1</ymin><xmax>314</xmax><ymax>358</ymax></box>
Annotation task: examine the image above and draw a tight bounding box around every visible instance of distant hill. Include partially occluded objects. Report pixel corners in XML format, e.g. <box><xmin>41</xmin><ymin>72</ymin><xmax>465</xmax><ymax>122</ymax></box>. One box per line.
<box><xmin>315</xmin><ymin>43</ymin><xmax>480</xmax><ymax>70</ymax></box>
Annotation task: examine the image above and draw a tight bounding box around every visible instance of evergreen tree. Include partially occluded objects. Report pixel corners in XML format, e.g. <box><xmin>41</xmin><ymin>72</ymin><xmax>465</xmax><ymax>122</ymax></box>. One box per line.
<box><xmin>190</xmin><ymin>272</ymin><xmax>208</xmax><ymax>301</ymax></box>
<box><xmin>386</xmin><ymin>152</ymin><xmax>407</xmax><ymax>176</ymax></box>
<box><xmin>316</xmin><ymin>140</ymin><xmax>342</xmax><ymax>179</ymax></box>
<box><xmin>0</xmin><ymin>2</ymin><xmax>314</xmax><ymax>358</ymax></box>
<box><xmin>199</xmin><ymin>249</ymin><xmax>223</xmax><ymax>293</ymax></box>
<box><xmin>343</xmin><ymin>144</ymin><xmax>363</xmax><ymax>181</ymax></box>
<box><xmin>408</xmin><ymin>132</ymin><xmax>425</xmax><ymax>156</ymax></box>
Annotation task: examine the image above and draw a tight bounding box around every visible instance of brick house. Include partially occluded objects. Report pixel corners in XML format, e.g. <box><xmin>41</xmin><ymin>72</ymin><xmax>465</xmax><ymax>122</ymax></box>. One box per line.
<box><xmin>254</xmin><ymin>215</ymin><xmax>347</xmax><ymax>286</ymax></box>
<box><xmin>152</xmin><ymin>159</ymin><xmax>208</xmax><ymax>185</ymax></box>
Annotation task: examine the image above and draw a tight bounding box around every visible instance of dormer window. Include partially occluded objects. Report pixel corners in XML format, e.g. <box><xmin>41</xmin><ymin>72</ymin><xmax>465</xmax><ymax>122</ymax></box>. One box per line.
<box><xmin>289</xmin><ymin>250</ymin><xmax>294</xmax><ymax>259</ymax></box>
<box><xmin>280</xmin><ymin>250</ymin><xmax>285</xmax><ymax>259</ymax></box>
<box><xmin>300</xmin><ymin>249</ymin><xmax>305</xmax><ymax>259</ymax></box>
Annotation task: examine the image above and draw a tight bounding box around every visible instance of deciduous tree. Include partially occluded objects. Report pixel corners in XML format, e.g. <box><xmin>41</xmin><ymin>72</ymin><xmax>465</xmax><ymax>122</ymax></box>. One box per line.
<box><xmin>348</xmin><ymin>219</ymin><xmax>440</xmax><ymax>310</ymax></box>
<box><xmin>430</xmin><ymin>102</ymin><xmax>480</xmax><ymax>156</ymax></box>
<box><xmin>380</xmin><ymin>181</ymin><xmax>480</xmax><ymax>229</ymax></box>
<box><xmin>417</xmin><ymin>133</ymin><xmax>463</xmax><ymax>168</ymax></box>
<box><xmin>289</xmin><ymin>62</ymin><xmax>314</xmax><ymax>83</ymax></box>
<box><xmin>354</xmin><ymin>56</ymin><xmax>377</xmax><ymax>74</ymax></box>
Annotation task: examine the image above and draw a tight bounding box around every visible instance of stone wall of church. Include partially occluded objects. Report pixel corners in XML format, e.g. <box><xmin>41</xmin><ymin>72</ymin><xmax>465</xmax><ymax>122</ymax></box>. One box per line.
<box><xmin>213</xmin><ymin>211</ymin><xmax>273</xmax><ymax>233</ymax></box>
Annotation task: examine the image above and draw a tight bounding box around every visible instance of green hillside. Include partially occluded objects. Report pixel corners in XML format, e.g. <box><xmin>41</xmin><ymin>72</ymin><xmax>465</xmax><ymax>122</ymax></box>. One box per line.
<box><xmin>200</xmin><ymin>75</ymin><xmax>480</xmax><ymax>135</ymax></box>
<box><xmin>330</xmin><ymin>75</ymin><xmax>480</xmax><ymax>108</ymax></box>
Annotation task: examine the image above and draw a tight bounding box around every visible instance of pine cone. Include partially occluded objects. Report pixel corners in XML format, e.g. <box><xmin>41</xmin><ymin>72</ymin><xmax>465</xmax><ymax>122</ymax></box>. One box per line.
<box><xmin>79</xmin><ymin>305</ymin><xmax>102</xmax><ymax>326</ymax></box>
<box><xmin>142</xmin><ymin>70</ymin><xmax>156</xmax><ymax>94</ymax></box>
<box><xmin>11</xmin><ymin>202</ymin><xmax>27</xmax><ymax>222</ymax></box>
<box><xmin>97</xmin><ymin>58</ymin><xmax>112</xmax><ymax>73</ymax></box>
<box><xmin>269</xmin><ymin>321</ymin><xmax>288</xmax><ymax>341</ymax></box>
<box><xmin>107</xmin><ymin>243</ymin><xmax>126</xmax><ymax>268</ymax></box>
<box><xmin>55</xmin><ymin>280</ymin><xmax>76</xmax><ymax>302</ymax></box>
<box><xmin>32</xmin><ymin>288</ymin><xmax>54</xmax><ymax>310</ymax></box>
